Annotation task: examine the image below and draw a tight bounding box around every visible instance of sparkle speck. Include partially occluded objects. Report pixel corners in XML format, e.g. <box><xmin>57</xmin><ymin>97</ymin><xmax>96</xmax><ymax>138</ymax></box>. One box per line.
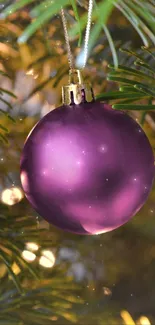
<box><xmin>99</xmin><ymin>144</ymin><xmax>107</xmax><ymax>153</ymax></box>
<box><xmin>106</xmin><ymin>178</ymin><xmax>109</xmax><ymax>182</ymax></box>
<box><xmin>103</xmin><ymin>287</ymin><xmax>112</xmax><ymax>296</ymax></box>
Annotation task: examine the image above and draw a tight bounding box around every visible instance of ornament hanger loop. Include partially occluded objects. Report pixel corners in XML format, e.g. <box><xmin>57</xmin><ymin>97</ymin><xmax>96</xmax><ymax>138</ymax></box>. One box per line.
<box><xmin>60</xmin><ymin>0</ymin><xmax>94</xmax><ymax>70</ymax></box>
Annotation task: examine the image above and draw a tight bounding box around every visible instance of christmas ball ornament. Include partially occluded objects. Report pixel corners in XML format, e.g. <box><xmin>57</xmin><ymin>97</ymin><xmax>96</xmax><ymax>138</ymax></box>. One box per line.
<box><xmin>20</xmin><ymin>70</ymin><xmax>154</xmax><ymax>235</ymax></box>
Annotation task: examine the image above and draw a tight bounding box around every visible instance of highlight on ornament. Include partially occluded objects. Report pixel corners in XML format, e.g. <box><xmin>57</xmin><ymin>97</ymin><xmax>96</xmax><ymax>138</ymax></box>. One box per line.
<box><xmin>1</xmin><ymin>187</ymin><xmax>23</xmax><ymax>205</ymax></box>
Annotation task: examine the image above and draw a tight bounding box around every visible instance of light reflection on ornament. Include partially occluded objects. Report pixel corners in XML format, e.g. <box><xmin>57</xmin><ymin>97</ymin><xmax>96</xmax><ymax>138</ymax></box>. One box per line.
<box><xmin>22</xmin><ymin>250</ymin><xmax>36</xmax><ymax>262</ymax></box>
<box><xmin>99</xmin><ymin>144</ymin><xmax>107</xmax><ymax>153</ymax></box>
<box><xmin>39</xmin><ymin>250</ymin><xmax>55</xmax><ymax>268</ymax></box>
<box><xmin>1</xmin><ymin>187</ymin><xmax>23</xmax><ymax>205</ymax></box>
<box><xmin>26</xmin><ymin>242</ymin><xmax>39</xmax><ymax>251</ymax></box>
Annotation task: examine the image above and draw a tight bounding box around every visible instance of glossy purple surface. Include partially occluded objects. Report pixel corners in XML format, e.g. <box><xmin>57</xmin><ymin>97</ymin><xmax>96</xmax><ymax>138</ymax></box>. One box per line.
<box><xmin>20</xmin><ymin>102</ymin><xmax>154</xmax><ymax>235</ymax></box>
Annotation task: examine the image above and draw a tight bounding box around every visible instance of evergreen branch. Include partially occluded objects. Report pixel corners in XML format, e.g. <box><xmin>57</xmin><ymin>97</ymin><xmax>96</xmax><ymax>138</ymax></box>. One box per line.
<box><xmin>1</xmin><ymin>0</ymin><xmax>155</xmax><ymax>67</ymax></box>
<box><xmin>0</xmin><ymin>274</ymin><xmax>82</xmax><ymax>324</ymax></box>
<box><xmin>18</xmin><ymin>0</ymin><xmax>70</xmax><ymax>43</ymax></box>
<box><xmin>113</xmin><ymin>104</ymin><xmax>155</xmax><ymax>110</ymax></box>
<box><xmin>70</xmin><ymin>0</ymin><xmax>82</xmax><ymax>46</ymax></box>
<box><xmin>101</xmin><ymin>47</ymin><xmax>155</xmax><ymax>112</ymax></box>
<box><xmin>0</xmin><ymin>248</ymin><xmax>22</xmax><ymax>293</ymax></box>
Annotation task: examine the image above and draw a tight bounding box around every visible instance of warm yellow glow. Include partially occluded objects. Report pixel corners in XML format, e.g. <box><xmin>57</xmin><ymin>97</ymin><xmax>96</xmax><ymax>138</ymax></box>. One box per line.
<box><xmin>12</xmin><ymin>262</ymin><xmax>21</xmax><ymax>275</ymax></box>
<box><xmin>26</xmin><ymin>69</ymin><xmax>38</xmax><ymax>79</ymax></box>
<box><xmin>26</xmin><ymin>69</ymin><xmax>34</xmax><ymax>75</ymax></box>
<box><xmin>26</xmin><ymin>242</ymin><xmax>39</xmax><ymax>251</ymax></box>
<box><xmin>42</xmin><ymin>250</ymin><xmax>55</xmax><ymax>260</ymax></box>
<box><xmin>0</xmin><ymin>42</ymin><xmax>17</xmax><ymax>57</ymax></box>
<box><xmin>139</xmin><ymin>316</ymin><xmax>151</xmax><ymax>325</ymax></box>
<box><xmin>103</xmin><ymin>287</ymin><xmax>112</xmax><ymax>296</ymax></box>
<box><xmin>120</xmin><ymin>310</ymin><xmax>135</xmax><ymax>325</ymax></box>
<box><xmin>39</xmin><ymin>256</ymin><xmax>53</xmax><ymax>268</ymax></box>
<box><xmin>50</xmin><ymin>316</ymin><xmax>58</xmax><ymax>321</ymax></box>
<box><xmin>1</xmin><ymin>187</ymin><xmax>23</xmax><ymax>205</ymax></box>
<box><xmin>22</xmin><ymin>250</ymin><xmax>36</xmax><ymax>262</ymax></box>
<box><xmin>34</xmin><ymin>73</ymin><xmax>39</xmax><ymax>79</ymax></box>
<box><xmin>39</xmin><ymin>250</ymin><xmax>55</xmax><ymax>268</ymax></box>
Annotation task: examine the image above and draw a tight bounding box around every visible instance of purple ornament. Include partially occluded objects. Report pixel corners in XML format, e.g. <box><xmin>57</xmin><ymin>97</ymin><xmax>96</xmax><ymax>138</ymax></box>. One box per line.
<box><xmin>20</xmin><ymin>102</ymin><xmax>154</xmax><ymax>235</ymax></box>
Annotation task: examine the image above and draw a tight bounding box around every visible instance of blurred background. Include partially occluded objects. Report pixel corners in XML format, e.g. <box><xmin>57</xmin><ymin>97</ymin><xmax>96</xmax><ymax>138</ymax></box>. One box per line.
<box><xmin>0</xmin><ymin>1</ymin><xmax>155</xmax><ymax>324</ymax></box>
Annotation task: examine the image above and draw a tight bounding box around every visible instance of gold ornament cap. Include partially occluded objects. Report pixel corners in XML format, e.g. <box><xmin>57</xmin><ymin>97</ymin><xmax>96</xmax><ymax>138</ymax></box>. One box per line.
<box><xmin>62</xmin><ymin>69</ymin><xmax>94</xmax><ymax>105</ymax></box>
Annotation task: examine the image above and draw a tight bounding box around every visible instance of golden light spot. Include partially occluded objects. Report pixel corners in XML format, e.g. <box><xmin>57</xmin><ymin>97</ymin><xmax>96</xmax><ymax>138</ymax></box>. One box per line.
<box><xmin>1</xmin><ymin>187</ymin><xmax>23</xmax><ymax>205</ymax></box>
<box><xmin>26</xmin><ymin>242</ymin><xmax>39</xmax><ymax>252</ymax></box>
<box><xmin>139</xmin><ymin>316</ymin><xmax>151</xmax><ymax>325</ymax></box>
<box><xmin>120</xmin><ymin>310</ymin><xmax>135</xmax><ymax>325</ymax></box>
<box><xmin>39</xmin><ymin>250</ymin><xmax>55</xmax><ymax>268</ymax></box>
<box><xmin>22</xmin><ymin>250</ymin><xmax>36</xmax><ymax>262</ymax></box>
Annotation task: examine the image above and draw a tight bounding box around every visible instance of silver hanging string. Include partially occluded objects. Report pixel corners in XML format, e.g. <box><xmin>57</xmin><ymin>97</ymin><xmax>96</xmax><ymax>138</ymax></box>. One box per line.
<box><xmin>82</xmin><ymin>0</ymin><xmax>93</xmax><ymax>68</ymax></box>
<box><xmin>60</xmin><ymin>0</ymin><xmax>94</xmax><ymax>70</ymax></box>
<box><xmin>60</xmin><ymin>7</ymin><xmax>74</xmax><ymax>69</ymax></box>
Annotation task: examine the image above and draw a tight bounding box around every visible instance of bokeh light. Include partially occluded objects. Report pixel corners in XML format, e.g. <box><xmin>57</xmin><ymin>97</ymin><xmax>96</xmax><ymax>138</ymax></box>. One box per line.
<box><xmin>1</xmin><ymin>187</ymin><xmax>23</xmax><ymax>205</ymax></box>
<box><xmin>139</xmin><ymin>316</ymin><xmax>151</xmax><ymax>325</ymax></box>
<box><xmin>26</xmin><ymin>242</ymin><xmax>39</xmax><ymax>251</ymax></box>
<box><xmin>39</xmin><ymin>250</ymin><xmax>56</xmax><ymax>268</ymax></box>
<box><xmin>22</xmin><ymin>250</ymin><xmax>36</xmax><ymax>262</ymax></box>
